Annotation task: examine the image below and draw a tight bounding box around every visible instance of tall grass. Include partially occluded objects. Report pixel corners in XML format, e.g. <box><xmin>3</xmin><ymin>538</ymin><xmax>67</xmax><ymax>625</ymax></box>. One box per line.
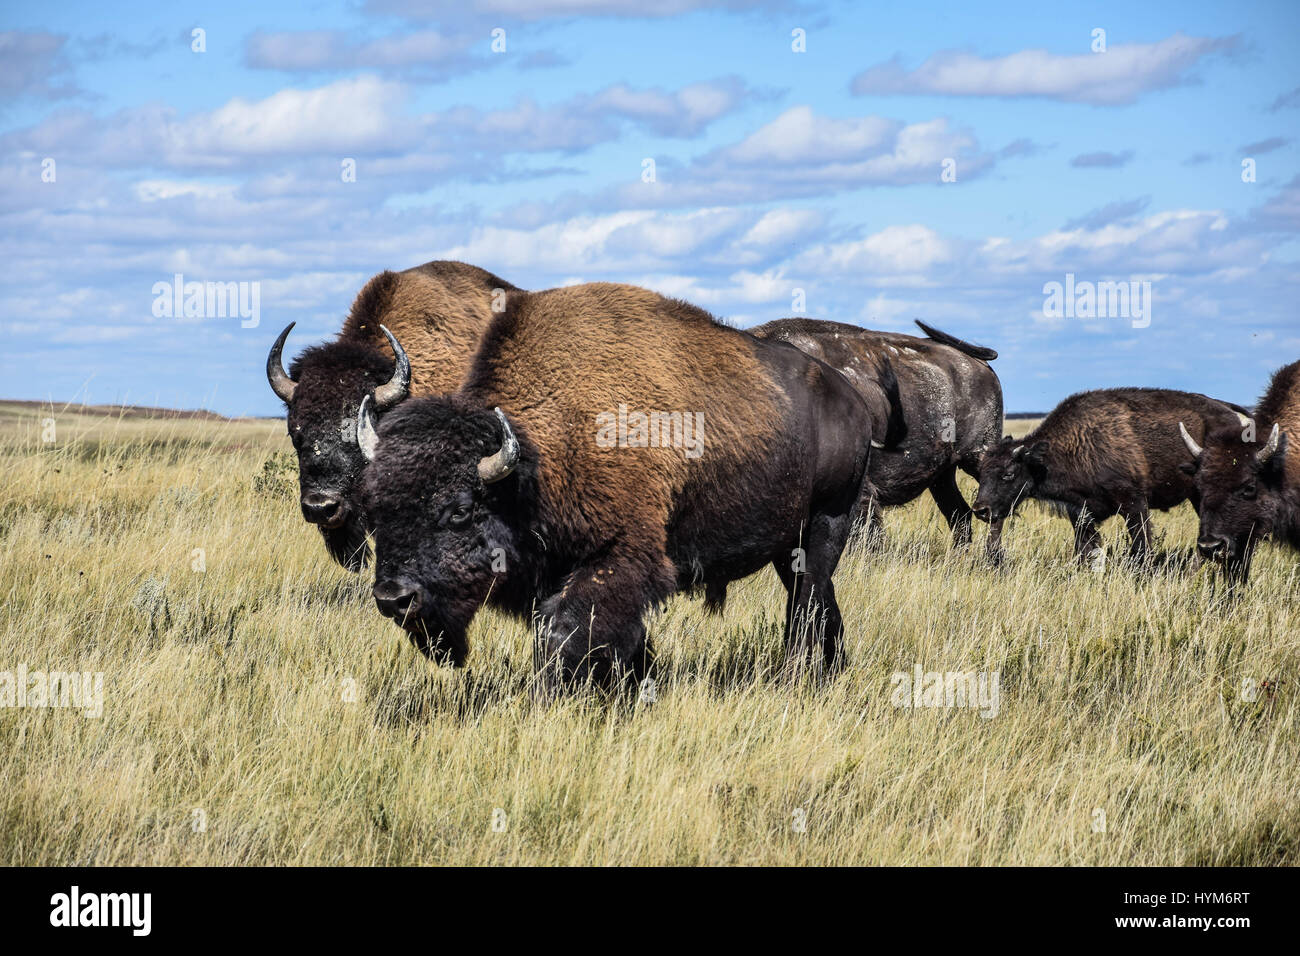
<box><xmin>0</xmin><ymin>402</ymin><xmax>1296</xmax><ymax>865</ymax></box>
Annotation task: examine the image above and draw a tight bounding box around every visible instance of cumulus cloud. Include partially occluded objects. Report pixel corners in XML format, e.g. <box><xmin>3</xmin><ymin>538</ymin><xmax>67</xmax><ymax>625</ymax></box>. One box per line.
<box><xmin>851</xmin><ymin>33</ymin><xmax>1238</xmax><ymax>105</ymax></box>
<box><xmin>1063</xmin><ymin>197</ymin><xmax>1151</xmax><ymax>231</ymax></box>
<box><xmin>245</xmin><ymin>29</ymin><xmax>479</xmax><ymax>79</ymax></box>
<box><xmin>1270</xmin><ymin>86</ymin><xmax>1300</xmax><ymax>111</ymax></box>
<box><xmin>0</xmin><ymin>31</ymin><xmax>77</xmax><ymax>100</ymax></box>
<box><xmin>1070</xmin><ymin>150</ymin><xmax>1134</xmax><ymax>168</ymax></box>
<box><xmin>1240</xmin><ymin>137</ymin><xmax>1289</xmax><ymax>155</ymax></box>
<box><xmin>0</xmin><ymin>74</ymin><xmax>752</xmax><ymax>178</ymax></box>
<box><xmin>366</xmin><ymin>0</ymin><xmax>782</xmax><ymax>21</ymax></box>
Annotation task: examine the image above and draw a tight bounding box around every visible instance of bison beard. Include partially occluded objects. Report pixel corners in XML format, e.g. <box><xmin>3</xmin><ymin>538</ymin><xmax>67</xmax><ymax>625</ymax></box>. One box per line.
<box><xmin>320</xmin><ymin>519</ymin><xmax>370</xmax><ymax>572</ymax></box>
<box><xmin>360</xmin><ymin>283</ymin><xmax>876</xmax><ymax>693</ymax></box>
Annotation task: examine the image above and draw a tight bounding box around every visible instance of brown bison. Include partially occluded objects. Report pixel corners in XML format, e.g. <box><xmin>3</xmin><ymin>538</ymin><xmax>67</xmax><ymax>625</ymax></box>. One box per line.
<box><xmin>751</xmin><ymin>318</ymin><xmax>1003</xmax><ymax>549</ymax></box>
<box><xmin>1179</xmin><ymin>360</ymin><xmax>1300</xmax><ymax>582</ymax></box>
<box><xmin>356</xmin><ymin>283</ymin><xmax>877</xmax><ymax>689</ymax></box>
<box><xmin>266</xmin><ymin>260</ymin><xmax>519</xmax><ymax>570</ymax></box>
<box><xmin>973</xmin><ymin>388</ymin><xmax>1250</xmax><ymax>564</ymax></box>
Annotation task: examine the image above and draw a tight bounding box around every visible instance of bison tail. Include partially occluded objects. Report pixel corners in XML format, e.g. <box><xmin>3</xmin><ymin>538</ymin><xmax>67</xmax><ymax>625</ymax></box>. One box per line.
<box><xmin>914</xmin><ymin>319</ymin><xmax>998</xmax><ymax>362</ymax></box>
<box><xmin>874</xmin><ymin>353</ymin><xmax>907</xmax><ymax>450</ymax></box>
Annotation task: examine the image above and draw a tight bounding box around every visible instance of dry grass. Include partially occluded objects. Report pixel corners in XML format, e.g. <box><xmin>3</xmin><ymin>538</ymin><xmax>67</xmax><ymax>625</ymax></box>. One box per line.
<box><xmin>1</xmin><ymin>401</ymin><xmax>1297</xmax><ymax>865</ymax></box>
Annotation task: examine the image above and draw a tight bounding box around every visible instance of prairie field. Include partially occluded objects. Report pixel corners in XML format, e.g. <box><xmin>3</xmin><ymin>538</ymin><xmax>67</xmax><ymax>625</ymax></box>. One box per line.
<box><xmin>1</xmin><ymin>400</ymin><xmax>1297</xmax><ymax>866</ymax></box>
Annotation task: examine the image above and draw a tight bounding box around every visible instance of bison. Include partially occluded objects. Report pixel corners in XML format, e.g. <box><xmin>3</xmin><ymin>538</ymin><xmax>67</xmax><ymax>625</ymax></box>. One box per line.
<box><xmin>266</xmin><ymin>260</ymin><xmax>518</xmax><ymax>570</ymax></box>
<box><xmin>751</xmin><ymin>318</ymin><xmax>1003</xmax><ymax>550</ymax></box>
<box><xmin>356</xmin><ymin>282</ymin><xmax>877</xmax><ymax>689</ymax></box>
<box><xmin>1178</xmin><ymin>360</ymin><xmax>1299</xmax><ymax>583</ymax></box>
<box><xmin>972</xmin><ymin>388</ymin><xmax>1250</xmax><ymax>565</ymax></box>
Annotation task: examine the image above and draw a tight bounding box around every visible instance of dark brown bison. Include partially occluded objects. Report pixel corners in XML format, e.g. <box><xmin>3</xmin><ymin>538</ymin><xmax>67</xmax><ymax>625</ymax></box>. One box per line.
<box><xmin>1178</xmin><ymin>360</ymin><xmax>1299</xmax><ymax>583</ymax></box>
<box><xmin>356</xmin><ymin>283</ymin><xmax>876</xmax><ymax>689</ymax></box>
<box><xmin>972</xmin><ymin>388</ymin><xmax>1250</xmax><ymax>564</ymax></box>
<box><xmin>266</xmin><ymin>260</ymin><xmax>519</xmax><ymax>570</ymax></box>
<box><xmin>751</xmin><ymin>318</ymin><xmax>1003</xmax><ymax>549</ymax></box>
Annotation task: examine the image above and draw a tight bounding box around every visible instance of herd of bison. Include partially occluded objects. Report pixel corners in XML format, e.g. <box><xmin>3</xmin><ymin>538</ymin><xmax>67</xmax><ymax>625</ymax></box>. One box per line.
<box><xmin>264</xmin><ymin>259</ymin><xmax>1300</xmax><ymax>692</ymax></box>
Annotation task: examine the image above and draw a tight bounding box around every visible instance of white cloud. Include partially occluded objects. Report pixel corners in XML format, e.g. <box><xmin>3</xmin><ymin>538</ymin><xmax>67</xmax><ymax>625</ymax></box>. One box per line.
<box><xmin>851</xmin><ymin>33</ymin><xmax>1238</xmax><ymax>105</ymax></box>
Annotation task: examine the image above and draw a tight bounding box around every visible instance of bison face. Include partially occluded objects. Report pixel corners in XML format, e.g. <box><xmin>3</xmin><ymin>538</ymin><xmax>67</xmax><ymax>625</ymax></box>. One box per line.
<box><xmin>360</xmin><ymin>397</ymin><xmax>525</xmax><ymax>665</ymax></box>
<box><xmin>1180</xmin><ymin>421</ymin><xmax>1286</xmax><ymax>580</ymax></box>
<box><xmin>267</xmin><ymin>323</ymin><xmax>411</xmax><ymax>572</ymax></box>
<box><xmin>973</xmin><ymin>437</ymin><xmax>1042</xmax><ymax>522</ymax></box>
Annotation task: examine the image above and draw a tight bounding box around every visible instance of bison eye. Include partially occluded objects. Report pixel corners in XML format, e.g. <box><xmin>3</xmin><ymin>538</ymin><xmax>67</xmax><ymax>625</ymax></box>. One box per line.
<box><xmin>1239</xmin><ymin>483</ymin><xmax>1257</xmax><ymax>500</ymax></box>
<box><xmin>447</xmin><ymin>504</ymin><xmax>472</xmax><ymax>528</ymax></box>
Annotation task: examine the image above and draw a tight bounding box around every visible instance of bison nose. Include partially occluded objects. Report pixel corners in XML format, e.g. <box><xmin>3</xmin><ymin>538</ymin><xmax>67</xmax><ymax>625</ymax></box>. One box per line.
<box><xmin>301</xmin><ymin>493</ymin><xmax>344</xmax><ymax>527</ymax></box>
<box><xmin>1198</xmin><ymin>537</ymin><xmax>1228</xmax><ymax>559</ymax></box>
<box><xmin>374</xmin><ymin>580</ymin><xmax>422</xmax><ymax>621</ymax></box>
<box><xmin>973</xmin><ymin>505</ymin><xmax>992</xmax><ymax>522</ymax></box>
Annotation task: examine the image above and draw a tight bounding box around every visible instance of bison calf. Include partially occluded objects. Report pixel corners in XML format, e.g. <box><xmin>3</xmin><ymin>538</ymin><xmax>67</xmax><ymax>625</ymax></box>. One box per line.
<box><xmin>1179</xmin><ymin>360</ymin><xmax>1299</xmax><ymax>583</ymax></box>
<box><xmin>973</xmin><ymin>388</ymin><xmax>1248</xmax><ymax>565</ymax></box>
<box><xmin>357</xmin><ymin>283</ymin><xmax>876</xmax><ymax>689</ymax></box>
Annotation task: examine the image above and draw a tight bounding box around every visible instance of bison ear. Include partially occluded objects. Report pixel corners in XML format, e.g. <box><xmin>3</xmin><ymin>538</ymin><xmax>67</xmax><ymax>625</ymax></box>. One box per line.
<box><xmin>357</xmin><ymin>394</ymin><xmax>379</xmax><ymax>462</ymax></box>
<box><xmin>1022</xmin><ymin>441</ymin><xmax>1048</xmax><ymax>470</ymax></box>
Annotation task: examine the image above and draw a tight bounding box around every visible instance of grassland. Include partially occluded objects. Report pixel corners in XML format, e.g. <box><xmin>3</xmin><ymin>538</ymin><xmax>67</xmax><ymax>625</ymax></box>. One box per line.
<box><xmin>1</xmin><ymin>399</ymin><xmax>1296</xmax><ymax>865</ymax></box>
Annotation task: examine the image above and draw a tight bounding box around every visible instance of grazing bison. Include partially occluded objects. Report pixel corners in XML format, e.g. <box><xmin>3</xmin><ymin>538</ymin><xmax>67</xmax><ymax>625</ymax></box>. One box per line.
<box><xmin>357</xmin><ymin>282</ymin><xmax>876</xmax><ymax>689</ymax></box>
<box><xmin>266</xmin><ymin>260</ymin><xmax>519</xmax><ymax>570</ymax></box>
<box><xmin>751</xmin><ymin>318</ymin><xmax>1003</xmax><ymax>549</ymax></box>
<box><xmin>972</xmin><ymin>388</ymin><xmax>1249</xmax><ymax>564</ymax></box>
<box><xmin>1178</xmin><ymin>360</ymin><xmax>1300</xmax><ymax>583</ymax></box>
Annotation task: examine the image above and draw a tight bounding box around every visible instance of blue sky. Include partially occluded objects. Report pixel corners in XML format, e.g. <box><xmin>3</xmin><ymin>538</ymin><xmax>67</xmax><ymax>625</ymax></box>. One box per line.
<box><xmin>2</xmin><ymin>0</ymin><xmax>1297</xmax><ymax>415</ymax></box>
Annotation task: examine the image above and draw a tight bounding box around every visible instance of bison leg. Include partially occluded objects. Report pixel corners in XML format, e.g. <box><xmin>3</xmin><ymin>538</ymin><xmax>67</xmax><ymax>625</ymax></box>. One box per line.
<box><xmin>985</xmin><ymin>516</ymin><xmax>1006</xmax><ymax>565</ymax></box>
<box><xmin>928</xmin><ymin>464</ymin><xmax>974</xmax><ymax>549</ymax></box>
<box><xmin>851</xmin><ymin>490</ymin><xmax>886</xmax><ymax>550</ymax></box>
<box><xmin>780</xmin><ymin>510</ymin><xmax>853</xmax><ymax>676</ymax></box>
<box><xmin>1071</xmin><ymin>512</ymin><xmax>1104</xmax><ymax>566</ymax></box>
<box><xmin>1122</xmin><ymin>502</ymin><xmax>1153</xmax><ymax>563</ymax></box>
<box><xmin>533</xmin><ymin>553</ymin><xmax>670</xmax><ymax>695</ymax></box>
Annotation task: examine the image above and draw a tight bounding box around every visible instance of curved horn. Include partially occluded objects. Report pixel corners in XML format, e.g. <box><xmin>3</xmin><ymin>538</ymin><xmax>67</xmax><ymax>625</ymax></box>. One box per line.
<box><xmin>371</xmin><ymin>324</ymin><xmax>411</xmax><ymax>412</ymax></box>
<box><xmin>1235</xmin><ymin>412</ymin><xmax>1254</xmax><ymax>429</ymax></box>
<box><xmin>266</xmin><ymin>323</ymin><xmax>297</xmax><ymax>403</ymax></box>
<box><xmin>1256</xmin><ymin>422</ymin><xmax>1281</xmax><ymax>465</ymax></box>
<box><xmin>1178</xmin><ymin>422</ymin><xmax>1203</xmax><ymax>460</ymax></box>
<box><xmin>477</xmin><ymin>407</ymin><xmax>519</xmax><ymax>483</ymax></box>
<box><xmin>357</xmin><ymin>394</ymin><xmax>379</xmax><ymax>462</ymax></box>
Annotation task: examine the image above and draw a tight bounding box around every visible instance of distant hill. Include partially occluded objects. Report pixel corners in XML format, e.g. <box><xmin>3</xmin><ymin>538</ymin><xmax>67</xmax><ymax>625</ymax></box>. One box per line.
<box><xmin>0</xmin><ymin>399</ymin><xmax>276</xmax><ymax>422</ymax></box>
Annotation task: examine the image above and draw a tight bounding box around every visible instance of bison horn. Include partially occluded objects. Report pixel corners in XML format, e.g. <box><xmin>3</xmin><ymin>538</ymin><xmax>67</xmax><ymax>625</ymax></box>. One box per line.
<box><xmin>478</xmin><ymin>407</ymin><xmax>519</xmax><ymax>483</ymax></box>
<box><xmin>267</xmin><ymin>323</ymin><xmax>298</xmax><ymax>403</ymax></box>
<box><xmin>357</xmin><ymin>394</ymin><xmax>379</xmax><ymax>462</ymax></box>
<box><xmin>371</xmin><ymin>324</ymin><xmax>411</xmax><ymax>412</ymax></box>
<box><xmin>1235</xmin><ymin>412</ymin><xmax>1254</xmax><ymax>429</ymax></box>
<box><xmin>1178</xmin><ymin>421</ymin><xmax>1203</xmax><ymax>460</ymax></box>
<box><xmin>1256</xmin><ymin>422</ymin><xmax>1281</xmax><ymax>465</ymax></box>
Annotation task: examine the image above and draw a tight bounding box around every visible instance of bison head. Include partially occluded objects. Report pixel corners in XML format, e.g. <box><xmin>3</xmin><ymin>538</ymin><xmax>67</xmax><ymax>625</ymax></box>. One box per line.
<box><xmin>267</xmin><ymin>322</ymin><xmax>410</xmax><ymax>571</ymax></box>
<box><xmin>973</xmin><ymin>436</ymin><xmax>1044</xmax><ymax>523</ymax></box>
<box><xmin>1179</xmin><ymin>419</ymin><xmax>1286</xmax><ymax>581</ymax></box>
<box><xmin>358</xmin><ymin>395</ymin><xmax>529</xmax><ymax>665</ymax></box>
